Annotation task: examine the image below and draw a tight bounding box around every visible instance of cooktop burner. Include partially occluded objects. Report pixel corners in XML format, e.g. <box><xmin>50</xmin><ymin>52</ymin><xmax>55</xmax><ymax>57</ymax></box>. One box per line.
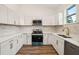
<box><xmin>32</xmin><ymin>29</ymin><xmax>43</xmax><ymax>34</ymax></box>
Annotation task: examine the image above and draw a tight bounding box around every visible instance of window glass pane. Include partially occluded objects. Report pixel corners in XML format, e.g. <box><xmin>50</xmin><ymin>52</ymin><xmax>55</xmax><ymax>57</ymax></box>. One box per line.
<box><xmin>71</xmin><ymin>15</ymin><xmax>76</xmax><ymax>23</ymax></box>
<box><xmin>66</xmin><ymin>5</ymin><xmax>76</xmax><ymax>23</ymax></box>
<box><xmin>67</xmin><ymin>15</ymin><xmax>76</xmax><ymax>23</ymax></box>
<box><xmin>67</xmin><ymin>5</ymin><xmax>76</xmax><ymax>15</ymax></box>
<box><xmin>67</xmin><ymin>16</ymin><xmax>73</xmax><ymax>23</ymax></box>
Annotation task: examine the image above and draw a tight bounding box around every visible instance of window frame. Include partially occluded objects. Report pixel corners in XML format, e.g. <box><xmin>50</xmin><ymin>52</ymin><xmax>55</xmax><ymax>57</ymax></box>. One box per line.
<box><xmin>66</xmin><ymin>4</ymin><xmax>76</xmax><ymax>23</ymax></box>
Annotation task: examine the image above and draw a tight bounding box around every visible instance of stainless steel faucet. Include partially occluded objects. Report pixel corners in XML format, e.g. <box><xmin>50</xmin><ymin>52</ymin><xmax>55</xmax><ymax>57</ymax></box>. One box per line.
<box><xmin>63</xmin><ymin>27</ymin><xmax>70</xmax><ymax>36</ymax></box>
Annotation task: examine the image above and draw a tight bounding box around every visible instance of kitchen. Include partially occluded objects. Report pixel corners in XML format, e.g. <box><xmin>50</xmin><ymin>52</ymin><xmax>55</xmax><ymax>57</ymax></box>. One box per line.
<box><xmin>0</xmin><ymin>4</ymin><xmax>79</xmax><ymax>55</ymax></box>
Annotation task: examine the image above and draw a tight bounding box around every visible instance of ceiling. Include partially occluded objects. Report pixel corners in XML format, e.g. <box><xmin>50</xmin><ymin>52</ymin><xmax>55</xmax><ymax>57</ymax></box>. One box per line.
<box><xmin>5</xmin><ymin>4</ymin><xmax>68</xmax><ymax>10</ymax></box>
<box><xmin>4</xmin><ymin>4</ymin><xmax>69</xmax><ymax>16</ymax></box>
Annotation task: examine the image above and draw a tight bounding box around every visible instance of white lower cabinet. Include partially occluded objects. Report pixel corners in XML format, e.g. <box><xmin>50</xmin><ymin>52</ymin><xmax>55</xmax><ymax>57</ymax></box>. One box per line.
<box><xmin>12</xmin><ymin>38</ymin><xmax>18</xmax><ymax>55</ymax></box>
<box><xmin>43</xmin><ymin>33</ymin><xmax>48</xmax><ymax>45</ymax></box>
<box><xmin>22</xmin><ymin>33</ymin><xmax>27</xmax><ymax>45</ymax></box>
<box><xmin>51</xmin><ymin>34</ymin><xmax>64</xmax><ymax>55</ymax></box>
<box><xmin>0</xmin><ymin>39</ymin><xmax>17</xmax><ymax>55</ymax></box>
<box><xmin>47</xmin><ymin>33</ymin><xmax>53</xmax><ymax>45</ymax></box>
<box><xmin>50</xmin><ymin>34</ymin><xmax>58</xmax><ymax>51</ymax></box>
<box><xmin>18</xmin><ymin>33</ymin><xmax>32</xmax><ymax>45</ymax></box>
<box><xmin>43</xmin><ymin>33</ymin><xmax>55</xmax><ymax>45</ymax></box>
<box><xmin>0</xmin><ymin>40</ymin><xmax>13</xmax><ymax>55</ymax></box>
<box><xmin>0</xmin><ymin>33</ymin><xmax>65</xmax><ymax>55</ymax></box>
<box><xmin>0</xmin><ymin>33</ymin><xmax>24</xmax><ymax>55</ymax></box>
<box><xmin>52</xmin><ymin>35</ymin><xmax>58</xmax><ymax>51</ymax></box>
<box><xmin>57</xmin><ymin>38</ymin><xmax>64</xmax><ymax>55</ymax></box>
<box><xmin>26</xmin><ymin>34</ymin><xmax>32</xmax><ymax>45</ymax></box>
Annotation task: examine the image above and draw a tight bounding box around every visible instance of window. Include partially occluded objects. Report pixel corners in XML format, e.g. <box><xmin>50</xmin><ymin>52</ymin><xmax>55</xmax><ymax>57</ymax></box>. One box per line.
<box><xmin>67</xmin><ymin>5</ymin><xmax>76</xmax><ymax>23</ymax></box>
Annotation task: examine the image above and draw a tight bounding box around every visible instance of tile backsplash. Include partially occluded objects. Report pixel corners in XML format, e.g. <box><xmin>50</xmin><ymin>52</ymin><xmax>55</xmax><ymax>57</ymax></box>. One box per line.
<box><xmin>1</xmin><ymin>23</ymin><xmax>79</xmax><ymax>37</ymax></box>
<box><xmin>0</xmin><ymin>25</ymin><xmax>56</xmax><ymax>37</ymax></box>
<box><xmin>55</xmin><ymin>23</ymin><xmax>79</xmax><ymax>35</ymax></box>
<box><xmin>0</xmin><ymin>25</ymin><xmax>21</xmax><ymax>37</ymax></box>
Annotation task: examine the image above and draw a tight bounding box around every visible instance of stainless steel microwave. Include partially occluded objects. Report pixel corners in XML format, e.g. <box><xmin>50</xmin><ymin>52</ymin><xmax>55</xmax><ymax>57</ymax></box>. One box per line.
<box><xmin>32</xmin><ymin>20</ymin><xmax>42</xmax><ymax>25</ymax></box>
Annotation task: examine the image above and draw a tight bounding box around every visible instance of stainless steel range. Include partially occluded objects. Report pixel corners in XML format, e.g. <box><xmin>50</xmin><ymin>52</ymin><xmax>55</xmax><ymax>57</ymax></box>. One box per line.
<box><xmin>32</xmin><ymin>29</ymin><xmax>43</xmax><ymax>46</ymax></box>
<box><xmin>32</xmin><ymin>20</ymin><xmax>43</xmax><ymax>46</ymax></box>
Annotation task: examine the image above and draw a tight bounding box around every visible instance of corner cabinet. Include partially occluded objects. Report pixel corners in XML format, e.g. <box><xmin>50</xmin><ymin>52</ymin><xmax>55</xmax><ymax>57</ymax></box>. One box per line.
<box><xmin>0</xmin><ymin>38</ymin><xmax>19</xmax><ymax>55</ymax></box>
<box><xmin>51</xmin><ymin>34</ymin><xmax>64</xmax><ymax>55</ymax></box>
<box><xmin>0</xmin><ymin>33</ymin><xmax>24</xmax><ymax>55</ymax></box>
<box><xmin>0</xmin><ymin>40</ymin><xmax>14</xmax><ymax>55</ymax></box>
<box><xmin>0</xmin><ymin>5</ymin><xmax>23</xmax><ymax>25</ymax></box>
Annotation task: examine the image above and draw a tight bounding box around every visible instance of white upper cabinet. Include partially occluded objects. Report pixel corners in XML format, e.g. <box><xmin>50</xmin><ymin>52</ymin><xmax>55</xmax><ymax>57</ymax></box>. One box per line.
<box><xmin>7</xmin><ymin>9</ymin><xmax>15</xmax><ymax>24</ymax></box>
<box><xmin>58</xmin><ymin>13</ymin><xmax>64</xmax><ymax>25</ymax></box>
<box><xmin>0</xmin><ymin>5</ymin><xmax>8</xmax><ymax>24</ymax></box>
<box><xmin>24</xmin><ymin>16</ymin><xmax>32</xmax><ymax>25</ymax></box>
<box><xmin>7</xmin><ymin>9</ymin><xmax>21</xmax><ymax>25</ymax></box>
<box><xmin>14</xmin><ymin>14</ymin><xmax>20</xmax><ymax>25</ymax></box>
<box><xmin>0</xmin><ymin>5</ymin><xmax>64</xmax><ymax>26</ymax></box>
<box><xmin>19</xmin><ymin>15</ymin><xmax>24</xmax><ymax>25</ymax></box>
<box><xmin>55</xmin><ymin>12</ymin><xmax>64</xmax><ymax>25</ymax></box>
<box><xmin>0</xmin><ymin>5</ymin><xmax>22</xmax><ymax>25</ymax></box>
<box><xmin>42</xmin><ymin>16</ymin><xmax>56</xmax><ymax>26</ymax></box>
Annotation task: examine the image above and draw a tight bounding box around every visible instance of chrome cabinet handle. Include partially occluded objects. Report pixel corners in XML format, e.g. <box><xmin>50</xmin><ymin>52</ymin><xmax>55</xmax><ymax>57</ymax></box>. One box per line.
<box><xmin>17</xmin><ymin>40</ymin><xmax>18</xmax><ymax>44</ymax></box>
<box><xmin>56</xmin><ymin>40</ymin><xmax>58</xmax><ymax>45</ymax></box>
<box><xmin>10</xmin><ymin>43</ymin><xmax>13</xmax><ymax>49</ymax></box>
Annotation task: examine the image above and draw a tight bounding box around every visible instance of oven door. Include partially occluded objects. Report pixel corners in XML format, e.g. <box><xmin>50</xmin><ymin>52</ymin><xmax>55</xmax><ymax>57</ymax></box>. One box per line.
<box><xmin>32</xmin><ymin>35</ymin><xmax>43</xmax><ymax>46</ymax></box>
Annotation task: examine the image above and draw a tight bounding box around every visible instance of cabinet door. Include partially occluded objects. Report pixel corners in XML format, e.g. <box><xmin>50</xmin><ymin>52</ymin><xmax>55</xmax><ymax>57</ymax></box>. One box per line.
<box><xmin>0</xmin><ymin>5</ymin><xmax>8</xmax><ymax>24</ymax></box>
<box><xmin>24</xmin><ymin>16</ymin><xmax>32</xmax><ymax>25</ymax></box>
<box><xmin>18</xmin><ymin>34</ymin><xmax>23</xmax><ymax>47</ymax></box>
<box><xmin>42</xmin><ymin>16</ymin><xmax>55</xmax><ymax>25</ymax></box>
<box><xmin>51</xmin><ymin>34</ymin><xmax>56</xmax><ymax>46</ymax></box>
<box><xmin>47</xmin><ymin>33</ymin><xmax>53</xmax><ymax>44</ymax></box>
<box><xmin>7</xmin><ymin>9</ymin><xmax>15</xmax><ymax>24</ymax></box>
<box><xmin>43</xmin><ymin>34</ymin><xmax>48</xmax><ymax>45</ymax></box>
<box><xmin>58</xmin><ymin>39</ymin><xmax>64</xmax><ymax>55</ymax></box>
<box><xmin>23</xmin><ymin>33</ymin><xmax>28</xmax><ymax>45</ymax></box>
<box><xmin>1</xmin><ymin>40</ymin><xmax>13</xmax><ymax>55</ymax></box>
<box><xmin>12</xmin><ymin>38</ymin><xmax>18</xmax><ymax>55</ymax></box>
<box><xmin>58</xmin><ymin>13</ymin><xmax>64</xmax><ymax>25</ymax></box>
<box><xmin>19</xmin><ymin>15</ymin><xmax>24</xmax><ymax>25</ymax></box>
<box><xmin>16</xmin><ymin>35</ymin><xmax>21</xmax><ymax>52</ymax></box>
<box><xmin>14</xmin><ymin>15</ymin><xmax>20</xmax><ymax>25</ymax></box>
<box><xmin>51</xmin><ymin>35</ymin><xmax>58</xmax><ymax>51</ymax></box>
<box><xmin>27</xmin><ymin>34</ymin><xmax>32</xmax><ymax>45</ymax></box>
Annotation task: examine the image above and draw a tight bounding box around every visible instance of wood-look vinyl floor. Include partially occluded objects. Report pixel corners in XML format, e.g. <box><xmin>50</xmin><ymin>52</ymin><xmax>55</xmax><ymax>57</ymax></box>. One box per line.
<box><xmin>16</xmin><ymin>45</ymin><xmax>58</xmax><ymax>55</ymax></box>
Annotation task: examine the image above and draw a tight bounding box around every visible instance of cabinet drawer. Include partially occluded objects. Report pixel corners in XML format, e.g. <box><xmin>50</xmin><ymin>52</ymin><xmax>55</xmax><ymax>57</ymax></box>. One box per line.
<box><xmin>1</xmin><ymin>40</ymin><xmax>13</xmax><ymax>55</ymax></box>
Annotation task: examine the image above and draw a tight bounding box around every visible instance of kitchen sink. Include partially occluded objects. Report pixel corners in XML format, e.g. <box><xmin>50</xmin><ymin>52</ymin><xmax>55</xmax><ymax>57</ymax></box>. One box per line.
<box><xmin>58</xmin><ymin>34</ymin><xmax>72</xmax><ymax>38</ymax></box>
